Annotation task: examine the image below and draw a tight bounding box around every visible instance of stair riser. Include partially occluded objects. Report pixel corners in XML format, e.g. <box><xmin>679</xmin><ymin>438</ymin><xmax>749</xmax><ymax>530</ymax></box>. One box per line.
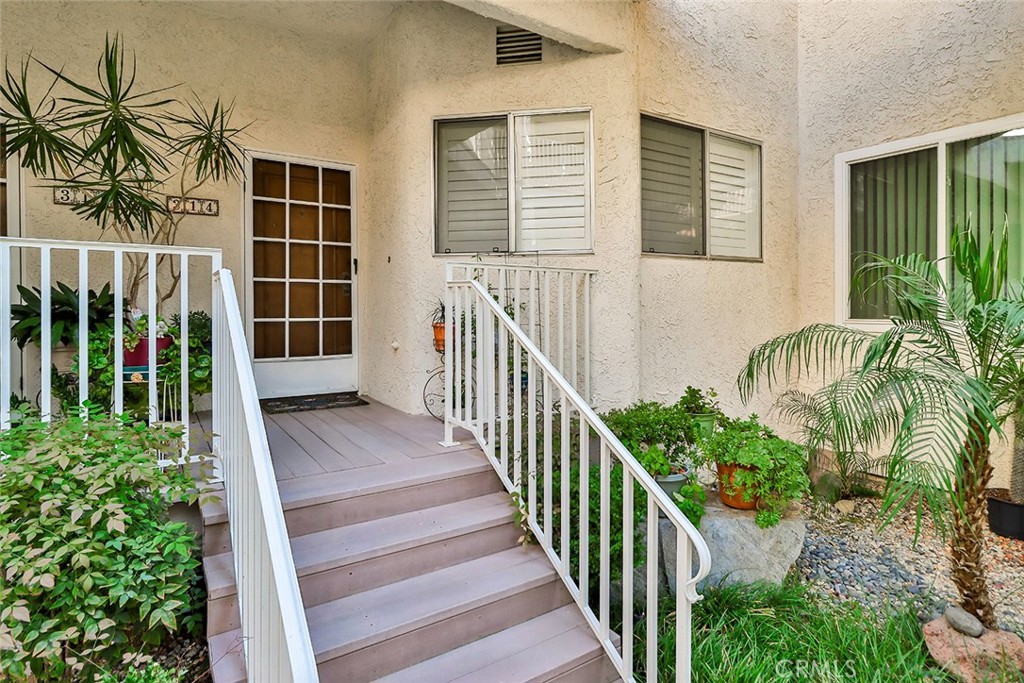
<box><xmin>549</xmin><ymin>655</ymin><xmax>622</xmax><ymax>683</ymax></box>
<box><xmin>284</xmin><ymin>471</ymin><xmax>503</xmax><ymax>536</ymax></box>
<box><xmin>207</xmin><ymin>593</ymin><xmax>240</xmax><ymax>638</ymax></box>
<box><xmin>300</xmin><ymin>522</ymin><xmax>522</xmax><ymax>607</ymax></box>
<box><xmin>316</xmin><ymin>579</ymin><xmax>572</xmax><ymax>682</ymax></box>
<box><xmin>205</xmin><ymin>521</ymin><xmax>231</xmax><ymax>555</ymax></box>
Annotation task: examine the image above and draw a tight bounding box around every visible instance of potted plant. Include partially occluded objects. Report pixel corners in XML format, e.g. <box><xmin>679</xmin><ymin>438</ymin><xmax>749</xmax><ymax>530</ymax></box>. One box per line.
<box><xmin>56</xmin><ymin>310</ymin><xmax>214</xmax><ymax>420</ymax></box>
<box><xmin>429</xmin><ymin>297</ymin><xmax>446</xmax><ymax>353</ymax></box>
<box><xmin>675</xmin><ymin>385</ymin><xmax>721</xmax><ymax>439</ymax></box>
<box><xmin>10</xmin><ymin>282</ymin><xmax>116</xmax><ymax>370</ymax></box>
<box><xmin>988</xmin><ymin>401</ymin><xmax>1024</xmax><ymax>540</ymax></box>
<box><xmin>123</xmin><ymin>310</ymin><xmax>173</xmax><ymax>371</ymax></box>
<box><xmin>699</xmin><ymin>415</ymin><xmax>809</xmax><ymax>528</ymax></box>
<box><xmin>601</xmin><ymin>400</ymin><xmax>701</xmax><ymax>499</ymax></box>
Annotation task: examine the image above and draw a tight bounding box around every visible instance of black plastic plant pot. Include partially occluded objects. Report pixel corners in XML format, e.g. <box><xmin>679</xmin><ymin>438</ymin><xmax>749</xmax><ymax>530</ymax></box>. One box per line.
<box><xmin>988</xmin><ymin>495</ymin><xmax>1024</xmax><ymax>541</ymax></box>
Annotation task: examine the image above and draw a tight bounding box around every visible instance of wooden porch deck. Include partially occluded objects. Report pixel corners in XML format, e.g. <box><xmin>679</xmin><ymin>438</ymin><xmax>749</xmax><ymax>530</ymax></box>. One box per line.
<box><xmin>192</xmin><ymin>397</ymin><xmax>481</xmax><ymax>481</ymax></box>
<box><xmin>263</xmin><ymin>399</ymin><xmax>480</xmax><ymax>481</ymax></box>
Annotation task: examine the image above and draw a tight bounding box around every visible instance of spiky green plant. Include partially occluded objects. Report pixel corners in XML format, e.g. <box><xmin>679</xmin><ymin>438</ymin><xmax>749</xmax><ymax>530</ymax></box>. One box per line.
<box><xmin>0</xmin><ymin>34</ymin><xmax>247</xmax><ymax>308</ymax></box>
<box><xmin>739</xmin><ymin>223</ymin><xmax>1024</xmax><ymax>629</ymax></box>
<box><xmin>774</xmin><ymin>383</ymin><xmax>887</xmax><ymax>500</ymax></box>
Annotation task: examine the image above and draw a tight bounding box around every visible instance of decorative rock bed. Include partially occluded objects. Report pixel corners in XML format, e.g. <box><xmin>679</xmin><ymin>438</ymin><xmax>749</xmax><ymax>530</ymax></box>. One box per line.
<box><xmin>795</xmin><ymin>497</ymin><xmax>1024</xmax><ymax>637</ymax></box>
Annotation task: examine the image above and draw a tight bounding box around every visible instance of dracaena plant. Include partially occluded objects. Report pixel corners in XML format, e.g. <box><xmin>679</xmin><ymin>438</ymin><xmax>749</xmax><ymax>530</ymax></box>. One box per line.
<box><xmin>738</xmin><ymin>221</ymin><xmax>1024</xmax><ymax>629</ymax></box>
<box><xmin>0</xmin><ymin>34</ymin><xmax>248</xmax><ymax>309</ymax></box>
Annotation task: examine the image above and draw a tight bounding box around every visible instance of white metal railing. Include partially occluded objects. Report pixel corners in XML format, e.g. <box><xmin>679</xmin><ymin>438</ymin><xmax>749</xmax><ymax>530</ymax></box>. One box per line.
<box><xmin>446</xmin><ymin>262</ymin><xmax>594</xmax><ymax>399</ymax></box>
<box><xmin>444</xmin><ymin>277</ymin><xmax>711</xmax><ymax>683</ymax></box>
<box><xmin>212</xmin><ymin>269</ymin><xmax>320</xmax><ymax>683</ymax></box>
<box><xmin>0</xmin><ymin>237</ymin><xmax>221</xmax><ymax>463</ymax></box>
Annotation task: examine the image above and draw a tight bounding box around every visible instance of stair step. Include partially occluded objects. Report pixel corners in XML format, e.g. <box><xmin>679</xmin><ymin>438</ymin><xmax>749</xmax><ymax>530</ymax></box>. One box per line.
<box><xmin>309</xmin><ymin>547</ymin><xmax>571</xmax><ymax>681</ymax></box>
<box><xmin>208</xmin><ymin>628</ymin><xmax>246</xmax><ymax>683</ymax></box>
<box><xmin>374</xmin><ymin>605</ymin><xmax>616</xmax><ymax>683</ymax></box>
<box><xmin>294</xmin><ymin>492</ymin><xmax>519</xmax><ymax>605</ymax></box>
<box><xmin>204</xmin><ymin>492</ymin><xmax>519</xmax><ymax>608</ymax></box>
<box><xmin>278</xmin><ymin>450</ymin><xmax>500</xmax><ymax>536</ymax></box>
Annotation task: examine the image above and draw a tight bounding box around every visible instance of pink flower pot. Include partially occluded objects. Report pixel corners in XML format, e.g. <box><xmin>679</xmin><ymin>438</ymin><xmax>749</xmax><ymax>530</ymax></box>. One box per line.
<box><xmin>124</xmin><ymin>335</ymin><xmax>173</xmax><ymax>367</ymax></box>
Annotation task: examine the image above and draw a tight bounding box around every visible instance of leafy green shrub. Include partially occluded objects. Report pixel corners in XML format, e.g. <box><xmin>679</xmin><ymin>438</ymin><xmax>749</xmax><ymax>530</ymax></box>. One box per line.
<box><xmin>675</xmin><ymin>385</ymin><xmax>721</xmax><ymax>417</ymax></box>
<box><xmin>601</xmin><ymin>401</ymin><xmax>700</xmax><ymax>474</ymax></box>
<box><xmin>10</xmin><ymin>282</ymin><xmax>116</xmax><ymax>349</ymax></box>
<box><xmin>99</xmin><ymin>662</ymin><xmax>184</xmax><ymax>683</ymax></box>
<box><xmin>673</xmin><ymin>480</ymin><xmax>707</xmax><ymax>527</ymax></box>
<box><xmin>0</xmin><ymin>414</ymin><xmax>204</xmax><ymax>681</ymax></box>
<box><xmin>700</xmin><ymin>416</ymin><xmax>809</xmax><ymax>528</ymax></box>
<box><xmin>635</xmin><ymin>580</ymin><xmax>958</xmax><ymax>682</ymax></box>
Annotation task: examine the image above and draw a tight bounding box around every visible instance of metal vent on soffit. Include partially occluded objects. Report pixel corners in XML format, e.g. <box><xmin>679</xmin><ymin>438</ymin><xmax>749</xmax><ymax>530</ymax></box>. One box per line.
<box><xmin>496</xmin><ymin>25</ymin><xmax>542</xmax><ymax>65</ymax></box>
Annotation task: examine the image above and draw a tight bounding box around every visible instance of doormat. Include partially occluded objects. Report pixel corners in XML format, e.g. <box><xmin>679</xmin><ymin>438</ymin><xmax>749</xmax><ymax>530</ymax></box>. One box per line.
<box><xmin>260</xmin><ymin>392</ymin><xmax>369</xmax><ymax>414</ymax></box>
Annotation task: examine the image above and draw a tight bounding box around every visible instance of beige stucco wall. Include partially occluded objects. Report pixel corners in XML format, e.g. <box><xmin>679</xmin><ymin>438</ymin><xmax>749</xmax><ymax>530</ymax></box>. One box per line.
<box><xmin>1</xmin><ymin>0</ymin><xmax>376</xmax><ymax>314</ymax></box>
<box><xmin>795</xmin><ymin>0</ymin><xmax>1024</xmax><ymax>487</ymax></box>
<box><xmin>636</xmin><ymin>0</ymin><xmax>800</xmax><ymax>422</ymax></box>
<box><xmin>3</xmin><ymin>0</ymin><xmax>1021</xmax><ymax>485</ymax></box>
<box><xmin>362</xmin><ymin>0</ymin><xmax>644</xmax><ymax>414</ymax></box>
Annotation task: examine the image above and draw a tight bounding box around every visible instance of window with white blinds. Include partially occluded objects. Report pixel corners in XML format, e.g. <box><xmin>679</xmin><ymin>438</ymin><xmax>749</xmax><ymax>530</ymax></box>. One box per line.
<box><xmin>436</xmin><ymin>118</ymin><xmax>510</xmax><ymax>253</ymax></box>
<box><xmin>640</xmin><ymin>118</ymin><xmax>703</xmax><ymax>255</ymax></box>
<box><xmin>435</xmin><ymin>110</ymin><xmax>592</xmax><ymax>254</ymax></box>
<box><xmin>707</xmin><ymin>134</ymin><xmax>761</xmax><ymax>258</ymax></box>
<box><xmin>640</xmin><ymin>116</ymin><xmax>762</xmax><ymax>259</ymax></box>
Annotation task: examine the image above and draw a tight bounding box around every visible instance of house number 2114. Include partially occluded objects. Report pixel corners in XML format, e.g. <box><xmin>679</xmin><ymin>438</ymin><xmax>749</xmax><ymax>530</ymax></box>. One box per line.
<box><xmin>166</xmin><ymin>196</ymin><xmax>219</xmax><ymax>216</ymax></box>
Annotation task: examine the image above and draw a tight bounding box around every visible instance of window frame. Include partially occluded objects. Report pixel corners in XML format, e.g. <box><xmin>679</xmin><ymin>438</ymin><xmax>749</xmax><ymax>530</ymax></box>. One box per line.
<box><xmin>432</xmin><ymin>107</ymin><xmax>595</xmax><ymax>256</ymax></box>
<box><xmin>834</xmin><ymin>111</ymin><xmax>1024</xmax><ymax>330</ymax></box>
<box><xmin>639</xmin><ymin>112</ymin><xmax>764</xmax><ymax>263</ymax></box>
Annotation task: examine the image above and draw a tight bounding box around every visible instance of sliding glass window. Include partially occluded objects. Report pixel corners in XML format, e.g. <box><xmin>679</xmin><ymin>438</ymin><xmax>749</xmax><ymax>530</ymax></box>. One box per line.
<box><xmin>848</xmin><ymin>148</ymin><xmax>938</xmax><ymax>319</ymax></box>
<box><xmin>948</xmin><ymin>133</ymin><xmax>1024</xmax><ymax>283</ymax></box>
<box><xmin>843</xmin><ymin>120</ymin><xmax>1024</xmax><ymax>321</ymax></box>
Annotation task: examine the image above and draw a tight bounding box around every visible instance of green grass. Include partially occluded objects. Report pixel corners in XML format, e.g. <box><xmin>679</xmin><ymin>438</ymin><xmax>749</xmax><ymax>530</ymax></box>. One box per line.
<box><xmin>635</xmin><ymin>580</ymin><xmax>1021</xmax><ymax>683</ymax></box>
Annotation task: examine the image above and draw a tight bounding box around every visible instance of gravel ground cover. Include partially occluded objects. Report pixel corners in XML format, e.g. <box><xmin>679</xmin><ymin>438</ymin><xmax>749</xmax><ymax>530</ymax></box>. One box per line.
<box><xmin>795</xmin><ymin>496</ymin><xmax>1024</xmax><ymax>636</ymax></box>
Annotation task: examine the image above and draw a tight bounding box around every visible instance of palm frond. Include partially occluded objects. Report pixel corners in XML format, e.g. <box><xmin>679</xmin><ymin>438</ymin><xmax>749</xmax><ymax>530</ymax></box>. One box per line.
<box><xmin>165</xmin><ymin>95</ymin><xmax>247</xmax><ymax>183</ymax></box>
<box><xmin>737</xmin><ymin>324</ymin><xmax>876</xmax><ymax>402</ymax></box>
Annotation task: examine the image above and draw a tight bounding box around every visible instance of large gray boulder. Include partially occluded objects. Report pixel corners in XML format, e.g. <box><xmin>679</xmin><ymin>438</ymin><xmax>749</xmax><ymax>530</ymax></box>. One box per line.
<box><xmin>662</xmin><ymin>495</ymin><xmax>805</xmax><ymax>592</ymax></box>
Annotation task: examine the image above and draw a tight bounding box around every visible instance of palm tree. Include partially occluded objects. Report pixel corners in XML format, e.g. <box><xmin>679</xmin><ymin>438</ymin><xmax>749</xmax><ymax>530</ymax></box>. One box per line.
<box><xmin>738</xmin><ymin>224</ymin><xmax>1024</xmax><ymax>629</ymax></box>
<box><xmin>1012</xmin><ymin>400</ymin><xmax>1024</xmax><ymax>505</ymax></box>
<box><xmin>1</xmin><ymin>35</ymin><xmax>246</xmax><ymax>309</ymax></box>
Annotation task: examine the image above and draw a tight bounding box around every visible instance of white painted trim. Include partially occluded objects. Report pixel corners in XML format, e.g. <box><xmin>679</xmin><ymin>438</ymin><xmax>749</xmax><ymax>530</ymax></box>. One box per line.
<box><xmin>833</xmin><ymin>111</ymin><xmax>1024</xmax><ymax>327</ymax></box>
<box><xmin>834</xmin><ymin>111</ymin><xmax>1024</xmax><ymax>166</ymax></box>
<box><xmin>242</xmin><ymin>149</ymin><xmax>360</xmax><ymax>397</ymax></box>
<box><xmin>432</xmin><ymin>107</ymin><xmax>595</xmax><ymax>256</ymax></box>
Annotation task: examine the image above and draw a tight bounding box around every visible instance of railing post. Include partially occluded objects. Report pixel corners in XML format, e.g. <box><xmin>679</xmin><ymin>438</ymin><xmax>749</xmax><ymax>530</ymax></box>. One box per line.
<box><xmin>211</xmin><ymin>269</ymin><xmax>224</xmax><ymax>483</ymax></box>
<box><xmin>78</xmin><ymin>250</ymin><xmax>89</xmax><ymax>412</ymax></box>
<box><xmin>179</xmin><ymin>254</ymin><xmax>190</xmax><ymax>463</ymax></box>
<box><xmin>113</xmin><ymin>253</ymin><xmax>124</xmax><ymax>415</ymax></box>
<box><xmin>147</xmin><ymin>252</ymin><xmax>158</xmax><ymax>423</ymax></box>
<box><xmin>0</xmin><ymin>241</ymin><xmax>11</xmax><ymax>429</ymax></box>
<box><xmin>40</xmin><ymin>248</ymin><xmax>52</xmax><ymax>421</ymax></box>
<box><xmin>676</xmin><ymin>537</ymin><xmax>694</xmax><ymax>683</ymax></box>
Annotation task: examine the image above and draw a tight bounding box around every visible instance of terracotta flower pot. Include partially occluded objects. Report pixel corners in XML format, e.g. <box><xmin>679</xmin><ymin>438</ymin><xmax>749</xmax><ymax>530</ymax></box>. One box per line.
<box><xmin>124</xmin><ymin>335</ymin><xmax>173</xmax><ymax>368</ymax></box>
<box><xmin>716</xmin><ymin>462</ymin><xmax>759</xmax><ymax>510</ymax></box>
<box><xmin>432</xmin><ymin>322</ymin><xmax>446</xmax><ymax>353</ymax></box>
